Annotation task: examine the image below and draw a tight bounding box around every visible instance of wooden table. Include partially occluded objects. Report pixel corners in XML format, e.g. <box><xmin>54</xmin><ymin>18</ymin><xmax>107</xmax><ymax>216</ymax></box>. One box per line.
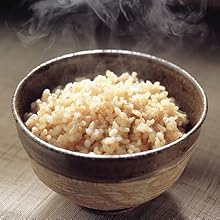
<box><xmin>0</xmin><ymin>27</ymin><xmax>219</xmax><ymax>219</ymax></box>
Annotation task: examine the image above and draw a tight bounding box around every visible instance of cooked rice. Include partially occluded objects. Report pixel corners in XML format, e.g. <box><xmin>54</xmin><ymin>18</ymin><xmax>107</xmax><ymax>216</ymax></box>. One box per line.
<box><xmin>24</xmin><ymin>70</ymin><xmax>189</xmax><ymax>155</ymax></box>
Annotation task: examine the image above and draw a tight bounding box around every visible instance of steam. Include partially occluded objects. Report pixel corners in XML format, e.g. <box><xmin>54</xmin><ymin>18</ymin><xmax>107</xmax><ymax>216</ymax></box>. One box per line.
<box><xmin>18</xmin><ymin>0</ymin><xmax>209</xmax><ymax>51</ymax></box>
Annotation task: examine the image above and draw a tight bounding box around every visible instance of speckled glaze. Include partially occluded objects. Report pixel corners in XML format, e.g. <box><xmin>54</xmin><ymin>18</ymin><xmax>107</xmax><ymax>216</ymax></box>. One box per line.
<box><xmin>12</xmin><ymin>50</ymin><xmax>207</xmax><ymax>210</ymax></box>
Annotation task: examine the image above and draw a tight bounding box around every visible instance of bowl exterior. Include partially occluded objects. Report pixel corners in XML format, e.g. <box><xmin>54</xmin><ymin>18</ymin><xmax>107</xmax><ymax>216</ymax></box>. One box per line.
<box><xmin>17</xmin><ymin>124</ymin><xmax>200</xmax><ymax>210</ymax></box>
<box><xmin>29</xmin><ymin>147</ymin><xmax>192</xmax><ymax>210</ymax></box>
<box><xmin>16</xmin><ymin>124</ymin><xmax>200</xmax><ymax>183</ymax></box>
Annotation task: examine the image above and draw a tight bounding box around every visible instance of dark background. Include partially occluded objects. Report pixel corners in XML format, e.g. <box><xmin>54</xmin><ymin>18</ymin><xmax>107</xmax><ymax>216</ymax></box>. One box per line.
<box><xmin>1</xmin><ymin>0</ymin><xmax>220</xmax><ymax>54</ymax></box>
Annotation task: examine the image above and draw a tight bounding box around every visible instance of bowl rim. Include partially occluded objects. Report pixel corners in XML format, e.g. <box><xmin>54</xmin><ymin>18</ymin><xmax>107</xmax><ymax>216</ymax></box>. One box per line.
<box><xmin>12</xmin><ymin>49</ymin><xmax>208</xmax><ymax>160</ymax></box>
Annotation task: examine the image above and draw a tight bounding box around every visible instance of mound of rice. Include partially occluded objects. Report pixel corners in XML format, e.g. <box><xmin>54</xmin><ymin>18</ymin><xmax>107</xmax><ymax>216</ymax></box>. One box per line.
<box><xmin>24</xmin><ymin>70</ymin><xmax>189</xmax><ymax>155</ymax></box>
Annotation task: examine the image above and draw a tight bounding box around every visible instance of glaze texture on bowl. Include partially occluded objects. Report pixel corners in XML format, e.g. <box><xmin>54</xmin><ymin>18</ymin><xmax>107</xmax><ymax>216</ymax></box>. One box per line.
<box><xmin>12</xmin><ymin>50</ymin><xmax>207</xmax><ymax>210</ymax></box>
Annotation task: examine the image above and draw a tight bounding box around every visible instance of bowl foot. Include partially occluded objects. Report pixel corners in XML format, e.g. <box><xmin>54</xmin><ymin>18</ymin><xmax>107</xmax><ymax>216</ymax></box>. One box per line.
<box><xmin>84</xmin><ymin>207</ymin><xmax>133</xmax><ymax>215</ymax></box>
<box><xmin>84</xmin><ymin>205</ymin><xmax>139</xmax><ymax>215</ymax></box>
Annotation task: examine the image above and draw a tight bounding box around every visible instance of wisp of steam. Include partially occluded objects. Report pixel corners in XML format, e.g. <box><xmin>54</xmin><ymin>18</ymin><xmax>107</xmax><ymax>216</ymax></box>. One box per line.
<box><xmin>18</xmin><ymin>0</ymin><xmax>209</xmax><ymax>51</ymax></box>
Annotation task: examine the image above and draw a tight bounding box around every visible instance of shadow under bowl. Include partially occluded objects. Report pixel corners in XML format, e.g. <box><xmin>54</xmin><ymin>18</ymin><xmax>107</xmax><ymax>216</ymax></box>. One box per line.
<box><xmin>12</xmin><ymin>50</ymin><xmax>207</xmax><ymax>211</ymax></box>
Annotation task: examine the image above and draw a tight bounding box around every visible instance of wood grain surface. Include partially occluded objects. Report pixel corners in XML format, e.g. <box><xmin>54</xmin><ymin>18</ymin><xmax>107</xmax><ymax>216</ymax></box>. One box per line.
<box><xmin>30</xmin><ymin>151</ymin><xmax>190</xmax><ymax>211</ymax></box>
<box><xmin>0</xmin><ymin>26</ymin><xmax>219</xmax><ymax>219</ymax></box>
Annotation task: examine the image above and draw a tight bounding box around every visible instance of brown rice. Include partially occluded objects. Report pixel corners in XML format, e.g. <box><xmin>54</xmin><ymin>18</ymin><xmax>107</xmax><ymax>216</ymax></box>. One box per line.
<box><xmin>24</xmin><ymin>70</ymin><xmax>189</xmax><ymax>155</ymax></box>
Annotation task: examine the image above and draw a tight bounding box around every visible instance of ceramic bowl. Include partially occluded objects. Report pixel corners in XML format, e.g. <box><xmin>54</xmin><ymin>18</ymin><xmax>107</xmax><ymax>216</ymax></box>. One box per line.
<box><xmin>12</xmin><ymin>50</ymin><xmax>207</xmax><ymax>211</ymax></box>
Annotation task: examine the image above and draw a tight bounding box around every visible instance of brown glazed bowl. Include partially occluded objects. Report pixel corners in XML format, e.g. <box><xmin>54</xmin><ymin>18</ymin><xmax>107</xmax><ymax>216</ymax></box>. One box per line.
<box><xmin>12</xmin><ymin>50</ymin><xmax>207</xmax><ymax>211</ymax></box>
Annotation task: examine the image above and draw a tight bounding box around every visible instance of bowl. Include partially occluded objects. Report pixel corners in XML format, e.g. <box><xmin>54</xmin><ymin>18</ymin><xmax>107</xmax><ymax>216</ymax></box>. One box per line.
<box><xmin>12</xmin><ymin>50</ymin><xmax>207</xmax><ymax>211</ymax></box>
